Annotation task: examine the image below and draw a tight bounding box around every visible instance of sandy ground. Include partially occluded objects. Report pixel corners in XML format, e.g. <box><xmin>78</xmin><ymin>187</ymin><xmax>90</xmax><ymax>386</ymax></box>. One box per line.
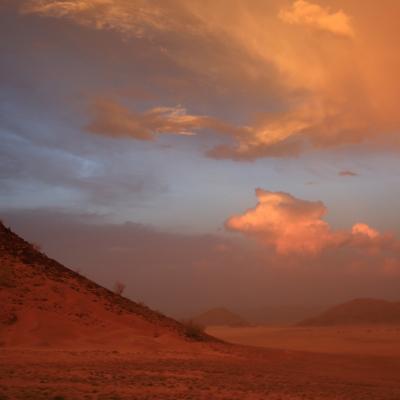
<box><xmin>207</xmin><ymin>325</ymin><xmax>400</xmax><ymax>356</ymax></box>
<box><xmin>1</xmin><ymin>337</ymin><xmax>400</xmax><ymax>400</ymax></box>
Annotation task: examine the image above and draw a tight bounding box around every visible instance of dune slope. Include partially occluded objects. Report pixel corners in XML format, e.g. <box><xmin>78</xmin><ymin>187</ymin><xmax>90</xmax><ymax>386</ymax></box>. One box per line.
<box><xmin>0</xmin><ymin>222</ymin><xmax>208</xmax><ymax>347</ymax></box>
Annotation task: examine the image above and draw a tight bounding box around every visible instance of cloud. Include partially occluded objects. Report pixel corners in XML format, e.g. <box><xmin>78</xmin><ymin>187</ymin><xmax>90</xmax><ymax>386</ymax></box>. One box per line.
<box><xmin>226</xmin><ymin>188</ymin><xmax>393</xmax><ymax>256</ymax></box>
<box><xmin>86</xmin><ymin>96</ymin><xmax>323</xmax><ymax>159</ymax></box>
<box><xmin>338</xmin><ymin>170</ymin><xmax>358</xmax><ymax>177</ymax></box>
<box><xmin>85</xmin><ymin>98</ymin><xmax>250</xmax><ymax>141</ymax></box>
<box><xmin>86</xmin><ymin>98</ymin><xmax>199</xmax><ymax>140</ymax></box>
<box><xmin>279</xmin><ymin>0</ymin><xmax>354</xmax><ymax>37</ymax></box>
<box><xmin>352</xmin><ymin>223</ymin><xmax>379</xmax><ymax>239</ymax></box>
<box><xmin>20</xmin><ymin>0</ymin><xmax>176</xmax><ymax>38</ymax></box>
<box><xmin>86</xmin><ymin>98</ymin><xmax>304</xmax><ymax>159</ymax></box>
<box><xmin>226</xmin><ymin>189</ymin><xmax>340</xmax><ymax>255</ymax></box>
<box><xmin>17</xmin><ymin>1</ymin><xmax>400</xmax><ymax>160</ymax></box>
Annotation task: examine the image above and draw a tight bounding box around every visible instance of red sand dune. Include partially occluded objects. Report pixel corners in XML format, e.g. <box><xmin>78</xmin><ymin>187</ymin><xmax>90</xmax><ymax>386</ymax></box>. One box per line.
<box><xmin>0</xmin><ymin>222</ymin><xmax>209</xmax><ymax>347</ymax></box>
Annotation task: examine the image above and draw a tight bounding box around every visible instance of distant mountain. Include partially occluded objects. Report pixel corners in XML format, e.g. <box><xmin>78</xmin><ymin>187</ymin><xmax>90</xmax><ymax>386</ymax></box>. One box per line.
<box><xmin>0</xmin><ymin>221</ymin><xmax>211</xmax><ymax>346</ymax></box>
<box><xmin>241</xmin><ymin>305</ymin><xmax>326</xmax><ymax>325</ymax></box>
<box><xmin>298</xmin><ymin>298</ymin><xmax>400</xmax><ymax>326</ymax></box>
<box><xmin>191</xmin><ymin>307</ymin><xmax>248</xmax><ymax>327</ymax></box>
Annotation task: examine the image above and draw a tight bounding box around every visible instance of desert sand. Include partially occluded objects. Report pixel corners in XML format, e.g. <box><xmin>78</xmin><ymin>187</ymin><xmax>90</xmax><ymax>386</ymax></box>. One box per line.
<box><xmin>207</xmin><ymin>325</ymin><xmax>400</xmax><ymax>356</ymax></box>
<box><xmin>2</xmin><ymin>338</ymin><xmax>400</xmax><ymax>400</ymax></box>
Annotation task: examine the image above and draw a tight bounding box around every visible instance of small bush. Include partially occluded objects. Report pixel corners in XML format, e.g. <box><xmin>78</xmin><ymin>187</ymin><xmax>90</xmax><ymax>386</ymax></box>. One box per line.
<box><xmin>31</xmin><ymin>242</ymin><xmax>42</xmax><ymax>252</ymax></box>
<box><xmin>182</xmin><ymin>320</ymin><xmax>205</xmax><ymax>341</ymax></box>
<box><xmin>113</xmin><ymin>281</ymin><xmax>125</xmax><ymax>296</ymax></box>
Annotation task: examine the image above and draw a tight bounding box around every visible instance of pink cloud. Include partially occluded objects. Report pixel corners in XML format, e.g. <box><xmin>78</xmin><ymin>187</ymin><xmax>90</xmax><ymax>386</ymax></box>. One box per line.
<box><xmin>226</xmin><ymin>189</ymin><xmax>390</xmax><ymax>257</ymax></box>
<box><xmin>352</xmin><ymin>223</ymin><xmax>379</xmax><ymax>239</ymax></box>
<box><xmin>226</xmin><ymin>189</ymin><xmax>340</xmax><ymax>255</ymax></box>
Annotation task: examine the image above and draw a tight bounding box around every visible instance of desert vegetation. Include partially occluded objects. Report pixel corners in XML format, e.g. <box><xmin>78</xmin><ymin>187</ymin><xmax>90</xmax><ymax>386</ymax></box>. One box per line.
<box><xmin>113</xmin><ymin>281</ymin><xmax>126</xmax><ymax>296</ymax></box>
<box><xmin>181</xmin><ymin>319</ymin><xmax>206</xmax><ymax>340</ymax></box>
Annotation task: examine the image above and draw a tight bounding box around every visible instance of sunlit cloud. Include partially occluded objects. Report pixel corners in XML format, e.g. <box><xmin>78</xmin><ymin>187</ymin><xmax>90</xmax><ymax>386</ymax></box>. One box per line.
<box><xmin>278</xmin><ymin>0</ymin><xmax>354</xmax><ymax>37</ymax></box>
<box><xmin>226</xmin><ymin>189</ymin><xmax>395</xmax><ymax>257</ymax></box>
<box><xmin>20</xmin><ymin>0</ymin><xmax>175</xmax><ymax>38</ymax></box>
<box><xmin>226</xmin><ymin>189</ymin><xmax>341</xmax><ymax>255</ymax></box>
<box><xmin>86</xmin><ymin>97</ymin><xmax>305</xmax><ymax>159</ymax></box>
<box><xmin>86</xmin><ymin>98</ymin><xmax>249</xmax><ymax>141</ymax></box>
<box><xmin>20</xmin><ymin>0</ymin><xmax>400</xmax><ymax>160</ymax></box>
<box><xmin>352</xmin><ymin>223</ymin><xmax>379</xmax><ymax>239</ymax></box>
<box><xmin>87</xmin><ymin>99</ymin><xmax>197</xmax><ymax>140</ymax></box>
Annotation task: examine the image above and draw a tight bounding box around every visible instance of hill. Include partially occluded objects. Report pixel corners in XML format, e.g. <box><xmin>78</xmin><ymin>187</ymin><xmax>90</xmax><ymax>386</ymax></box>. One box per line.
<box><xmin>241</xmin><ymin>305</ymin><xmax>326</xmax><ymax>325</ymax></box>
<box><xmin>191</xmin><ymin>307</ymin><xmax>248</xmax><ymax>327</ymax></box>
<box><xmin>0</xmin><ymin>221</ymin><xmax>209</xmax><ymax>346</ymax></box>
<box><xmin>299</xmin><ymin>298</ymin><xmax>400</xmax><ymax>326</ymax></box>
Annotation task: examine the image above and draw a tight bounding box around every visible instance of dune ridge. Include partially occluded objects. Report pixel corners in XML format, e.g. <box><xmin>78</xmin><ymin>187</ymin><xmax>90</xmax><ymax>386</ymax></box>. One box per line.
<box><xmin>0</xmin><ymin>221</ymin><xmax>210</xmax><ymax>347</ymax></box>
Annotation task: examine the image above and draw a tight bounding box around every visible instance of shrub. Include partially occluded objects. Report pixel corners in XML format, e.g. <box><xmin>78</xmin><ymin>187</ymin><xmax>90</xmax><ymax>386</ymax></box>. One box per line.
<box><xmin>31</xmin><ymin>242</ymin><xmax>42</xmax><ymax>252</ymax></box>
<box><xmin>113</xmin><ymin>281</ymin><xmax>125</xmax><ymax>296</ymax></box>
<box><xmin>182</xmin><ymin>320</ymin><xmax>205</xmax><ymax>341</ymax></box>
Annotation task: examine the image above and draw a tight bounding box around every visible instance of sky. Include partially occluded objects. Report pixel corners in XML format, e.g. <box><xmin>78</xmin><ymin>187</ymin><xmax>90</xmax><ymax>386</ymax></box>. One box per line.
<box><xmin>2</xmin><ymin>0</ymin><xmax>400</xmax><ymax>316</ymax></box>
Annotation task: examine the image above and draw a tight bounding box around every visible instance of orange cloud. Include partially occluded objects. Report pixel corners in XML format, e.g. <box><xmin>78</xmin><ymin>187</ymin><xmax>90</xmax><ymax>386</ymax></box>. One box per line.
<box><xmin>278</xmin><ymin>0</ymin><xmax>354</xmax><ymax>37</ymax></box>
<box><xmin>20</xmin><ymin>1</ymin><xmax>400</xmax><ymax>159</ymax></box>
<box><xmin>20</xmin><ymin>0</ymin><xmax>175</xmax><ymax>38</ymax></box>
<box><xmin>86</xmin><ymin>97</ymin><xmax>306</xmax><ymax>158</ymax></box>
<box><xmin>86</xmin><ymin>98</ymin><xmax>242</xmax><ymax>140</ymax></box>
<box><xmin>226</xmin><ymin>189</ymin><xmax>340</xmax><ymax>255</ymax></box>
<box><xmin>226</xmin><ymin>189</ymin><xmax>389</xmax><ymax>256</ymax></box>
<box><xmin>352</xmin><ymin>223</ymin><xmax>379</xmax><ymax>239</ymax></box>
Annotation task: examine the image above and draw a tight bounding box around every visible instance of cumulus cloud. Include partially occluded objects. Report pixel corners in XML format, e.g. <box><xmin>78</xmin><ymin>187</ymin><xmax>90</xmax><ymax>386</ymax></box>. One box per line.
<box><xmin>279</xmin><ymin>0</ymin><xmax>354</xmax><ymax>37</ymax></box>
<box><xmin>226</xmin><ymin>189</ymin><xmax>340</xmax><ymax>255</ymax></box>
<box><xmin>226</xmin><ymin>189</ymin><xmax>394</xmax><ymax>256</ymax></box>
<box><xmin>352</xmin><ymin>223</ymin><xmax>379</xmax><ymax>239</ymax></box>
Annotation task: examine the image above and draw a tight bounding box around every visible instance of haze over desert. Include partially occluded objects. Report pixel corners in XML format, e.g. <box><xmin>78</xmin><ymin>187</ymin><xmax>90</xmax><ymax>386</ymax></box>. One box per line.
<box><xmin>2</xmin><ymin>0</ymin><xmax>400</xmax><ymax>399</ymax></box>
